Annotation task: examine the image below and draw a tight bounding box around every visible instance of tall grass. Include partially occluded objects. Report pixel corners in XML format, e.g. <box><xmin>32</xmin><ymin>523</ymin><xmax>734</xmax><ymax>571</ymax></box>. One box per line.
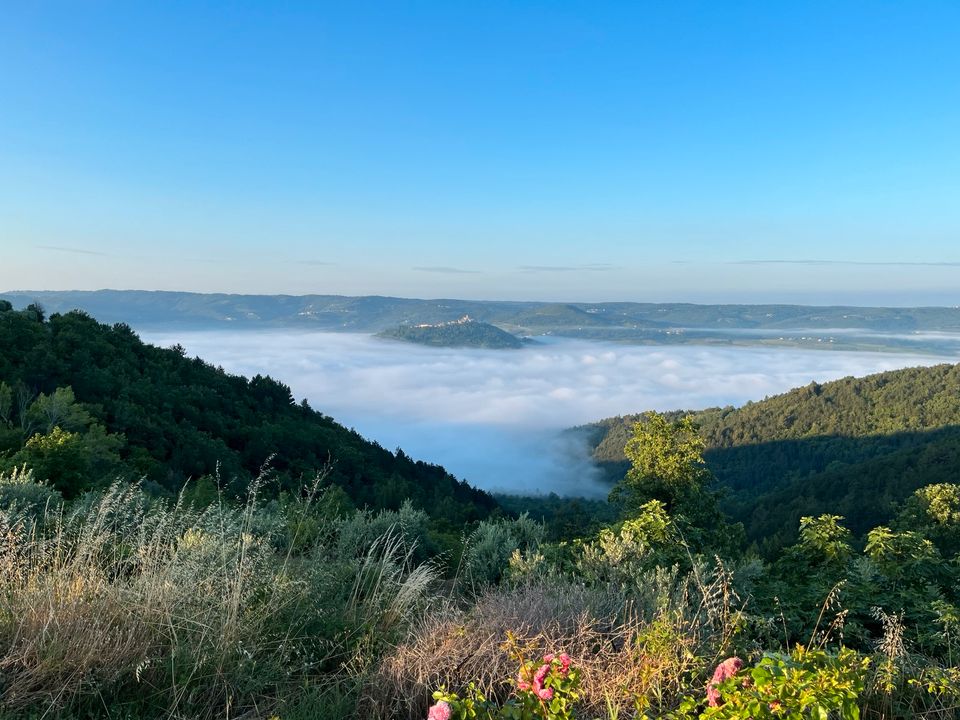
<box><xmin>0</xmin><ymin>471</ymin><xmax>437</xmax><ymax>719</ymax></box>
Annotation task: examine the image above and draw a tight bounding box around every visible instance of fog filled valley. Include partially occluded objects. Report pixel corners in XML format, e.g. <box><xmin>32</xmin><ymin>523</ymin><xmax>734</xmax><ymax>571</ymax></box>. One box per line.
<box><xmin>142</xmin><ymin>328</ymin><xmax>960</xmax><ymax>497</ymax></box>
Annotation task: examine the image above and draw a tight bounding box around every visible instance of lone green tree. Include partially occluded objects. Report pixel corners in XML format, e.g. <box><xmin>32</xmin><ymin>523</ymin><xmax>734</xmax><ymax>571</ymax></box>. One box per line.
<box><xmin>611</xmin><ymin>411</ymin><xmax>741</xmax><ymax>554</ymax></box>
<box><xmin>615</xmin><ymin>412</ymin><xmax>710</xmax><ymax>514</ymax></box>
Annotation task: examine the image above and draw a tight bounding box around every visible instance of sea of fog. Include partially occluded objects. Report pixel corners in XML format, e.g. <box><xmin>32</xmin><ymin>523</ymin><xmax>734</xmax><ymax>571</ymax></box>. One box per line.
<box><xmin>139</xmin><ymin>330</ymin><xmax>960</xmax><ymax>497</ymax></box>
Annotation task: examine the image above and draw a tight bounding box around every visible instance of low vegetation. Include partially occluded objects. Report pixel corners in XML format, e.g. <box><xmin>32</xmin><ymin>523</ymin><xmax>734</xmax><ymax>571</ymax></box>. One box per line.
<box><xmin>2</xmin><ymin>416</ymin><xmax>959</xmax><ymax>718</ymax></box>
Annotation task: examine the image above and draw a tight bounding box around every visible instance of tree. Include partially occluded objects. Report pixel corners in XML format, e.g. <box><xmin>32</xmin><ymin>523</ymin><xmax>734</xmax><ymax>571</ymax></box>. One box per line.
<box><xmin>14</xmin><ymin>382</ymin><xmax>35</xmax><ymax>432</ymax></box>
<box><xmin>611</xmin><ymin>412</ymin><xmax>711</xmax><ymax>512</ymax></box>
<box><xmin>7</xmin><ymin>424</ymin><xmax>124</xmax><ymax>497</ymax></box>
<box><xmin>797</xmin><ymin>514</ymin><xmax>853</xmax><ymax>566</ymax></box>
<box><xmin>24</xmin><ymin>302</ymin><xmax>45</xmax><ymax>323</ymax></box>
<box><xmin>895</xmin><ymin>483</ymin><xmax>960</xmax><ymax>558</ymax></box>
<box><xmin>25</xmin><ymin>386</ymin><xmax>92</xmax><ymax>435</ymax></box>
<box><xmin>0</xmin><ymin>381</ymin><xmax>12</xmax><ymax>426</ymax></box>
<box><xmin>610</xmin><ymin>412</ymin><xmax>741</xmax><ymax>554</ymax></box>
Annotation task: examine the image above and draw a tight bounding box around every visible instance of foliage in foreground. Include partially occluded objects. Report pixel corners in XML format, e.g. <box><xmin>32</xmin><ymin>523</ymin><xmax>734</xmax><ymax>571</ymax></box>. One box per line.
<box><xmin>0</xmin><ymin>467</ymin><xmax>439</xmax><ymax>719</ymax></box>
<box><xmin>2</xmin><ymin>460</ymin><xmax>960</xmax><ymax>718</ymax></box>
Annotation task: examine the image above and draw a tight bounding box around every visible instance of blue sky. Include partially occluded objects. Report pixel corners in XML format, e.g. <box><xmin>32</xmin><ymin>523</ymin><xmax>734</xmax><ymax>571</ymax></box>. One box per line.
<box><xmin>2</xmin><ymin>1</ymin><xmax>959</xmax><ymax>303</ymax></box>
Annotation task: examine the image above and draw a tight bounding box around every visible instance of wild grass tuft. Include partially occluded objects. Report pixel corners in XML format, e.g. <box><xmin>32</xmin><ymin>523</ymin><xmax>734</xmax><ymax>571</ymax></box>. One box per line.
<box><xmin>0</xmin><ymin>470</ymin><xmax>438</xmax><ymax>719</ymax></box>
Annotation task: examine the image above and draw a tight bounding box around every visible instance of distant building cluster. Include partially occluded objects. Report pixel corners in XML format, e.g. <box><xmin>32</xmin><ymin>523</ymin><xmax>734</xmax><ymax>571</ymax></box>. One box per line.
<box><xmin>415</xmin><ymin>315</ymin><xmax>475</xmax><ymax>328</ymax></box>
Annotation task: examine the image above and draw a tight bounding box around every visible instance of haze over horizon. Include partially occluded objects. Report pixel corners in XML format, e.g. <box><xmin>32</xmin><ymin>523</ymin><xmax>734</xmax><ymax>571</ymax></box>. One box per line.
<box><xmin>3</xmin><ymin>2</ymin><xmax>960</xmax><ymax>305</ymax></box>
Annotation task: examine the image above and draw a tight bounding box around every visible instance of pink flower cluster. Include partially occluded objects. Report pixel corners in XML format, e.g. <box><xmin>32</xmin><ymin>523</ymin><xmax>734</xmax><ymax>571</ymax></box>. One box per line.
<box><xmin>517</xmin><ymin>652</ymin><xmax>572</xmax><ymax>702</ymax></box>
<box><xmin>706</xmin><ymin>657</ymin><xmax>744</xmax><ymax>707</ymax></box>
<box><xmin>427</xmin><ymin>700</ymin><xmax>452</xmax><ymax>720</ymax></box>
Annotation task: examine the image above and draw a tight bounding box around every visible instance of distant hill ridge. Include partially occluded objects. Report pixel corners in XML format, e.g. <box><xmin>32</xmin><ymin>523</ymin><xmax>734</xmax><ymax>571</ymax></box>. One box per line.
<box><xmin>4</xmin><ymin>290</ymin><xmax>960</xmax><ymax>334</ymax></box>
<box><xmin>585</xmin><ymin>362</ymin><xmax>960</xmax><ymax>552</ymax></box>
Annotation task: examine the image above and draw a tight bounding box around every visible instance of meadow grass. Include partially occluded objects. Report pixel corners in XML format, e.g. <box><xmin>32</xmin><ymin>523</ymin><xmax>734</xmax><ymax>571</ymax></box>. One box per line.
<box><xmin>0</xmin><ymin>469</ymin><xmax>436</xmax><ymax>719</ymax></box>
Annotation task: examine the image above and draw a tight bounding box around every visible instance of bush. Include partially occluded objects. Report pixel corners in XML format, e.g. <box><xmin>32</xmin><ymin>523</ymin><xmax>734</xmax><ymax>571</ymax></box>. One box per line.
<box><xmin>671</xmin><ymin>647</ymin><xmax>869</xmax><ymax>719</ymax></box>
<box><xmin>464</xmin><ymin>514</ymin><xmax>545</xmax><ymax>586</ymax></box>
<box><xmin>365</xmin><ymin>557</ymin><xmax>748</xmax><ymax>719</ymax></box>
<box><xmin>0</xmin><ymin>465</ymin><xmax>62</xmax><ymax>514</ymax></box>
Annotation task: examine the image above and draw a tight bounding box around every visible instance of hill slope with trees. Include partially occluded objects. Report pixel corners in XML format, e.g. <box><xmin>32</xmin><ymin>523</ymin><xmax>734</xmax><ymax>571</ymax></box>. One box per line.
<box><xmin>585</xmin><ymin>362</ymin><xmax>960</xmax><ymax>551</ymax></box>
<box><xmin>377</xmin><ymin>317</ymin><xmax>525</xmax><ymax>348</ymax></box>
<box><xmin>0</xmin><ymin>301</ymin><xmax>496</xmax><ymax>527</ymax></box>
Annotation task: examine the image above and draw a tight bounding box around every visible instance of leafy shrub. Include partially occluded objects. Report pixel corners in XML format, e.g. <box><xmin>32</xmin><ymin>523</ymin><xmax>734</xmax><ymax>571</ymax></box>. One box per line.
<box><xmin>464</xmin><ymin>514</ymin><xmax>545</xmax><ymax>586</ymax></box>
<box><xmin>0</xmin><ymin>465</ymin><xmax>62</xmax><ymax>514</ymax></box>
<box><xmin>672</xmin><ymin>647</ymin><xmax>869</xmax><ymax>719</ymax></box>
<box><xmin>574</xmin><ymin>499</ymin><xmax>681</xmax><ymax>587</ymax></box>
<box><xmin>337</xmin><ymin>498</ymin><xmax>434</xmax><ymax>562</ymax></box>
<box><xmin>427</xmin><ymin>645</ymin><xmax>580</xmax><ymax>720</ymax></box>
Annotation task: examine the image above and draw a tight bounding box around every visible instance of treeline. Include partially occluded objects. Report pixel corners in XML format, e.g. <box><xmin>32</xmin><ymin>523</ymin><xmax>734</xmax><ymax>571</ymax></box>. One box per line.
<box><xmin>0</xmin><ymin>301</ymin><xmax>496</xmax><ymax>529</ymax></box>
<box><xmin>587</xmin><ymin>363</ymin><xmax>960</xmax><ymax>552</ymax></box>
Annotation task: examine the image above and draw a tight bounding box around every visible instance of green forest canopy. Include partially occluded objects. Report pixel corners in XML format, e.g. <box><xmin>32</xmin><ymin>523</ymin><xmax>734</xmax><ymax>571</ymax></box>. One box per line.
<box><xmin>585</xmin><ymin>362</ymin><xmax>960</xmax><ymax>552</ymax></box>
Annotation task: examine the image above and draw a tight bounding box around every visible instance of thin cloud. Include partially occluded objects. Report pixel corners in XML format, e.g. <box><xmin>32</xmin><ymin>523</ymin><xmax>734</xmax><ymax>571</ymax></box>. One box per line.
<box><xmin>518</xmin><ymin>264</ymin><xmax>616</xmax><ymax>273</ymax></box>
<box><xmin>413</xmin><ymin>266</ymin><xmax>481</xmax><ymax>274</ymax></box>
<box><xmin>732</xmin><ymin>259</ymin><xmax>960</xmax><ymax>267</ymax></box>
<box><xmin>35</xmin><ymin>245</ymin><xmax>107</xmax><ymax>256</ymax></box>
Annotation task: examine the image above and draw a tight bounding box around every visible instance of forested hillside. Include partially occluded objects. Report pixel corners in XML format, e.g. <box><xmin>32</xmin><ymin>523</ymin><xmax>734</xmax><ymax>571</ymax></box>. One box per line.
<box><xmin>377</xmin><ymin>318</ymin><xmax>525</xmax><ymax>348</ymax></box>
<box><xmin>0</xmin><ymin>301</ymin><xmax>495</xmax><ymax>526</ymax></box>
<box><xmin>586</xmin><ymin>363</ymin><xmax>960</xmax><ymax>551</ymax></box>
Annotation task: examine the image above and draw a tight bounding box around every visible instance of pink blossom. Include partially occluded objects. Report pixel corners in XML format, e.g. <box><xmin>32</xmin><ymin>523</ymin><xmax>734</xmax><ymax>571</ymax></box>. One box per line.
<box><xmin>543</xmin><ymin>653</ymin><xmax>555</xmax><ymax>663</ymax></box>
<box><xmin>559</xmin><ymin>652</ymin><xmax>571</xmax><ymax>675</ymax></box>
<box><xmin>517</xmin><ymin>679</ymin><xmax>531</xmax><ymax>691</ymax></box>
<box><xmin>706</xmin><ymin>657</ymin><xmax>743</xmax><ymax>707</ymax></box>
<box><xmin>533</xmin><ymin>663</ymin><xmax>550</xmax><ymax>684</ymax></box>
<box><xmin>532</xmin><ymin>663</ymin><xmax>553</xmax><ymax>700</ymax></box>
<box><xmin>427</xmin><ymin>700</ymin><xmax>452</xmax><ymax>720</ymax></box>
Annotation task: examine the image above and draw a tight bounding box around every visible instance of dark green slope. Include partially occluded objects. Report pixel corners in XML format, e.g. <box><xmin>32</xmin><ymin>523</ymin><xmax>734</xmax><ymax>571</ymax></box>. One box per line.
<box><xmin>0</xmin><ymin>302</ymin><xmax>496</xmax><ymax>525</ymax></box>
<box><xmin>586</xmin><ymin>363</ymin><xmax>960</xmax><ymax>549</ymax></box>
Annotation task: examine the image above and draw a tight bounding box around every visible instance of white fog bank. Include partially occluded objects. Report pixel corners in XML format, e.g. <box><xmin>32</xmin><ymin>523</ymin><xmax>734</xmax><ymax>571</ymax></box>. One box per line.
<box><xmin>139</xmin><ymin>331</ymin><xmax>959</xmax><ymax>496</ymax></box>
